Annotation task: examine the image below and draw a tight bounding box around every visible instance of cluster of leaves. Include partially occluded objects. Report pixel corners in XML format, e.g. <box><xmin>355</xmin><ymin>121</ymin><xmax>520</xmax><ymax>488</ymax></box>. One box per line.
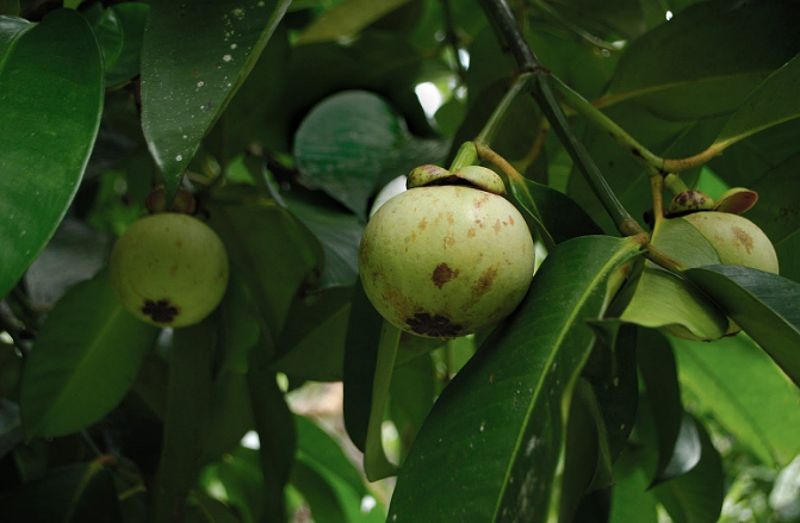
<box><xmin>0</xmin><ymin>0</ymin><xmax>799</xmax><ymax>522</ymax></box>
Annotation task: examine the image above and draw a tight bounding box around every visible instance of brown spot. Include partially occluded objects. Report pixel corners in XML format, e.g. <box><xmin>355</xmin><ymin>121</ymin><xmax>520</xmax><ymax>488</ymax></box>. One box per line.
<box><xmin>432</xmin><ymin>263</ymin><xmax>459</xmax><ymax>288</ymax></box>
<box><xmin>732</xmin><ymin>226</ymin><xmax>754</xmax><ymax>254</ymax></box>
<box><xmin>406</xmin><ymin>312</ymin><xmax>462</xmax><ymax>338</ymax></box>
<box><xmin>475</xmin><ymin>219</ymin><xmax>485</xmax><ymax>228</ymax></box>
<box><xmin>493</xmin><ymin>219</ymin><xmax>502</xmax><ymax>234</ymax></box>
<box><xmin>473</xmin><ymin>266</ymin><xmax>498</xmax><ymax>298</ymax></box>
<box><xmin>467</xmin><ymin>228</ymin><xmax>476</xmax><ymax>238</ymax></box>
<box><xmin>142</xmin><ymin>299</ymin><xmax>179</xmax><ymax>324</ymax></box>
<box><xmin>447</xmin><ymin>212</ymin><xmax>454</xmax><ymax>225</ymax></box>
<box><xmin>474</xmin><ymin>194</ymin><xmax>489</xmax><ymax>209</ymax></box>
<box><xmin>508</xmin><ymin>215</ymin><xmax>515</xmax><ymax>225</ymax></box>
<box><xmin>443</xmin><ymin>234</ymin><xmax>455</xmax><ymax>248</ymax></box>
<box><xmin>418</xmin><ymin>218</ymin><xmax>428</xmax><ymax>230</ymax></box>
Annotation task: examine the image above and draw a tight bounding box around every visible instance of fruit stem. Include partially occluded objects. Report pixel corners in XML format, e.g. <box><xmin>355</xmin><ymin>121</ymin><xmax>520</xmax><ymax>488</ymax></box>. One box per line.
<box><xmin>448</xmin><ymin>141</ymin><xmax>479</xmax><ymax>171</ymax></box>
<box><xmin>478</xmin><ymin>0</ymin><xmax>644</xmax><ymax>238</ymax></box>
<box><xmin>650</xmin><ymin>172</ymin><xmax>665</xmax><ymax>226</ymax></box>
<box><xmin>664</xmin><ymin>173</ymin><xmax>690</xmax><ymax>195</ymax></box>
<box><xmin>475</xmin><ymin>72</ymin><xmax>534</xmax><ymax>146</ymax></box>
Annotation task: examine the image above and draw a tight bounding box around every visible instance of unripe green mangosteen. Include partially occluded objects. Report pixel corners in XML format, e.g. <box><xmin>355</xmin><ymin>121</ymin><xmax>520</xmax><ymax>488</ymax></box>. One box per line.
<box><xmin>682</xmin><ymin>211</ymin><xmax>779</xmax><ymax>273</ymax></box>
<box><xmin>110</xmin><ymin>213</ymin><xmax>229</xmax><ymax>327</ymax></box>
<box><xmin>359</xmin><ymin>165</ymin><xmax>535</xmax><ymax>338</ymax></box>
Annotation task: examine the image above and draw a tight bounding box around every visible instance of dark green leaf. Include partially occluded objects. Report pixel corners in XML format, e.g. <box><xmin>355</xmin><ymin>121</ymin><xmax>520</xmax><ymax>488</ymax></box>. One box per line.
<box><xmin>140</xmin><ymin>0</ymin><xmax>291</xmax><ymax>196</ymax></box>
<box><xmin>672</xmin><ymin>334</ymin><xmax>800</xmax><ymax>467</ymax></box>
<box><xmin>0</xmin><ymin>9</ymin><xmax>103</xmax><ymax>299</ymax></box>
<box><xmin>652</xmin><ymin>417</ymin><xmax>724</xmax><ymax>523</ymax></box>
<box><xmin>389</xmin><ymin>235</ymin><xmax>642</xmax><ymax>522</ymax></box>
<box><xmin>714</xmin><ymin>53</ymin><xmax>800</xmax><ymax>148</ymax></box>
<box><xmin>201</xmin><ymin>372</ymin><xmax>253</xmax><ymax>464</ymax></box>
<box><xmin>602</xmin><ymin>0</ymin><xmax>800</xmax><ymax>120</ymax></box>
<box><xmin>0</xmin><ymin>399</ymin><xmax>21</xmax><ymax>459</ymax></box>
<box><xmin>105</xmin><ymin>3</ymin><xmax>149</xmax><ymax>88</ymax></box>
<box><xmin>153</xmin><ymin>321</ymin><xmax>216</xmax><ymax>521</ymax></box>
<box><xmin>0</xmin><ymin>462</ymin><xmax>120</xmax><ymax>522</ymax></box>
<box><xmin>390</xmin><ymin>353</ymin><xmax>435</xmax><ymax>457</ymax></box>
<box><xmin>207</xmin><ymin>187</ymin><xmax>321</xmax><ymax>342</ymax></box>
<box><xmin>247</xmin><ymin>366</ymin><xmax>296</xmax><ymax>523</ymax></box>
<box><xmin>685</xmin><ymin>265</ymin><xmax>800</xmax><ymax>386</ymax></box>
<box><xmin>272</xmin><ymin>286</ymin><xmax>352</xmax><ymax>382</ymax></box>
<box><xmin>296</xmin><ymin>0</ymin><xmax>412</xmax><ymax>44</ymax></box>
<box><xmin>637</xmin><ymin>329</ymin><xmax>685</xmax><ymax>484</ymax></box>
<box><xmin>0</xmin><ymin>14</ymin><xmax>31</xmax><ymax>55</ymax></box>
<box><xmin>20</xmin><ymin>271</ymin><xmax>158</xmax><ymax>438</ymax></box>
<box><xmin>343</xmin><ymin>281</ymin><xmax>384</xmax><ymax>451</ymax></box>
<box><xmin>608</xmin><ymin>450</ymin><xmax>658</xmax><ymax>523</ymax></box>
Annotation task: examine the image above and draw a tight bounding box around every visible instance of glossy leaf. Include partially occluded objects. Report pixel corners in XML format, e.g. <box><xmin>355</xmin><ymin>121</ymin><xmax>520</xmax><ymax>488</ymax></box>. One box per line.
<box><xmin>608</xmin><ymin>450</ymin><xmax>658</xmax><ymax>523</ymax></box>
<box><xmin>602</xmin><ymin>0</ymin><xmax>800</xmax><ymax>119</ymax></box>
<box><xmin>363</xmin><ymin>322</ymin><xmax>400</xmax><ymax>481</ymax></box>
<box><xmin>685</xmin><ymin>265</ymin><xmax>800</xmax><ymax>385</ymax></box>
<box><xmin>389</xmin><ymin>235</ymin><xmax>642</xmax><ymax>522</ymax></box>
<box><xmin>714</xmin><ymin>53</ymin><xmax>800</xmax><ymax>148</ymax></box>
<box><xmin>390</xmin><ymin>353</ymin><xmax>435</xmax><ymax>456</ymax></box>
<box><xmin>672</xmin><ymin>334</ymin><xmax>800</xmax><ymax>466</ymax></box>
<box><xmin>0</xmin><ymin>14</ymin><xmax>31</xmax><ymax>55</ymax></box>
<box><xmin>140</xmin><ymin>0</ymin><xmax>291</xmax><ymax>197</ymax></box>
<box><xmin>296</xmin><ymin>0</ymin><xmax>411</xmax><ymax>44</ymax></box>
<box><xmin>0</xmin><ymin>9</ymin><xmax>103</xmax><ymax>299</ymax></box>
<box><xmin>20</xmin><ymin>271</ymin><xmax>158</xmax><ymax>438</ymax></box>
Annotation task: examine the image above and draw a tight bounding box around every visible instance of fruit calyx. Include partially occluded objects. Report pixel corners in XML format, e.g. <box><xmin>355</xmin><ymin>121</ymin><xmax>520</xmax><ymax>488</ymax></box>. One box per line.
<box><xmin>407</xmin><ymin>164</ymin><xmax>506</xmax><ymax>195</ymax></box>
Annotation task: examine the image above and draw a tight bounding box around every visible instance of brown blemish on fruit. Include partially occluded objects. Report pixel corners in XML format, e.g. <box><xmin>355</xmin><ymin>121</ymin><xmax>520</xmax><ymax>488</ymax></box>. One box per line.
<box><xmin>732</xmin><ymin>226</ymin><xmax>754</xmax><ymax>254</ymax></box>
<box><xmin>493</xmin><ymin>219</ymin><xmax>502</xmax><ymax>234</ymax></box>
<box><xmin>432</xmin><ymin>263</ymin><xmax>459</xmax><ymax>288</ymax></box>
<box><xmin>443</xmin><ymin>234</ymin><xmax>456</xmax><ymax>248</ymax></box>
<box><xmin>447</xmin><ymin>212</ymin><xmax>455</xmax><ymax>225</ymax></box>
<box><xmin>508</xmin><ymin>215</ymin><xmax>515</xmax><ymax>225</ymax></box>
<box><xmin>473</xmin><ymin>266</ymin><xmax>498</xmax><ymax>298</ymax></box>
<box><xmin>142</xmin><ymin>299</ymin><xmax>179</xmax><ymax>324</ymax></box>
<box><xmin>475</xmin><ymin>219</ymin><xmax>485</xmax><ymax>228</ymax></box>
<box><xmin>467</xmin><ymin>228</ymin><xmax>476</xmax><ymax>238</ymax></box>
<box><xmin>405</xmin><ymin>312</ymin><xmax>462</xmax><ymax>338</ymax></box>
<box><xmin>418</xmin><ymin>218</ymin><xmax>428</xmax><ymax>230</ymax></box>
<box><xmin>474</xmin><ymin>194</ymin><xmax>490</xmax><ymax>209</ymax></box>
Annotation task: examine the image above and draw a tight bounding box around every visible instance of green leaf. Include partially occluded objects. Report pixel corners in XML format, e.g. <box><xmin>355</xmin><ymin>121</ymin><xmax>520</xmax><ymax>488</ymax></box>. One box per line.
<box><xmin>714</xmin><ymin>54</ymin><xmax>800</xmax><ymax>148</ymax></box>
<box><xmin>602</xmin><ymin>0</ymin><xmax>800</xmax><ymax>120</ymax></box>
<box><xmin>0</xmin><ymin>399</ymin><xmax>21</xmax><ymax>459</ymax></box>
<box><xmin>0</xmin><ymin>9</ymin><xmax>103</xmax><ymax>299</ymax></box>
<box><xmin>652</xmin><ymin>417</ymin><xmax>724</xmax><ymax>523</ymax></box>
<box><xmin>343</xmin><ymin>281</ymin><xmax>385</xmax><ymax>451</ymax></box>
<box><xmin>140</xmin><ymin>0</ymin><xmax>291</xmax><ymax>197</ymax></box>
<box><xmin>0</xmin><ymin>1</ymin><xmax>20</xmax><ymax>16</ymax></box>
<box><xmin>201</xmin><ymin>372</ymin><xmax>254</xmax><ymax>464</ymax></box>
<box><xmin>390</xmin><ymin>353</ymin><xmax>435</xmax><ymax>457</ymax></box>
<box><xmin>105</xmin><ymin>3</ymin><xmax>149</xmax><ymax>88</ymax></box>
<box><xmin>296</xmin><ymin>0</ymin><xmax>411</xmax><ymax>44</ymax></box>
<box><xmin>20</xmin><ymin>271</ymin><xmax>157</xmax><ymax>438</ymax></box>
<box><xmin>0</xmin><ymin>462</ymin><xmax>121</xmax><ymax>522</ymax></box>
<box><xmin>272</xmin><ymin>287</ymin><xmax>352</xmax><ymax>382</ymax></box>
<box><xmin>747</xmin><ymin>152</ymin><xmax>800</xmax><ymax>283</ymax></box>
<box><xmin>621</xmin><ymin>218</ymin><xmax>728</xmax><ymax>340</ymax></box>
<box><xmin>153</xmin><ymin>321</ymin><xmax>216</xmax><ymax>522</ymax></box>
<box><xmin>0</xmin><ymin>16</ymin><xmax>30</xmax><ymax>56</ymax></box>
<box><xmin>672</xmin><ymin>334</ymin><xmax>800</xmax><ymax>467</ymax></box>
<box><xmin>247</xmin><ymin>366</ymin><xmax>296</xmax><ymax>523</ymax></box>
<box><xmin>207</xmin><ymin>187</ymin><xmax>321</xmax><ymax>341</ymax></box>
<box><xmin>685</xmin><ymin>265</ymin><xmax>800</xmax><ymax>386</ymax></box>
<box><xmin>608</xmin><ymin>450</ymin><xmax>658</xmax><ymax>523</ymax></box>
<box><xmin>293</xmin><ymin>90</ymin><xmax>447</xmax><ymax>218</ymax></box>
<box><xmin>285</xmin><ymin>190</ymin><xmax>364</xmax><ymax>289</ymax></box>
<box><xmin>636</xmin><ymin>329</ymin><xmax>685</xmax><ymax>485</ymax></box>
<box><xmin>508</xmin><ymin>175</ymin><xmax>601</xmax><ymax>246</ymax></box>
<box><xmin>388</xmin><ymin>235</ymin><xmax>642</xmax><ymax>522</ymax></box>
<box><xmin>88</xmin><ymin>6</ymin><xmax>123</xmax><ymax>73</ymax></box>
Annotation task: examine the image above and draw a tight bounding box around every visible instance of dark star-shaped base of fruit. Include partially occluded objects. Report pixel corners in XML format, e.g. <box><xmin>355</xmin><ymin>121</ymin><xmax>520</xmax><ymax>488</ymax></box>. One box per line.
<box><xmin>141</xmin><ymin>299</ymin><xmax>180</xmax><ymax>324</ymax></box>
<box><xmin>406</xmin><ymin>312</ymin><xmax>462</xmax><ymax>338</ymax></box>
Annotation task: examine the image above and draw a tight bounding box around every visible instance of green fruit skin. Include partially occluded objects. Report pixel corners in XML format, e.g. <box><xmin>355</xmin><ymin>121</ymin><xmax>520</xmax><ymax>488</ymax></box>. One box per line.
<box><xmin>682</xmin><ymin>211</ymin><xmax>779</xmax><ymax>273</ymax></box>
<box><xmin>110</xmin><ymin>213</ymin><xmax>229</xmax><ymax>327</ymax></box>
<box><xmin>359</xmin><ymin>186</ymin><xmax>535</xmax><ymax>338</ymax></box>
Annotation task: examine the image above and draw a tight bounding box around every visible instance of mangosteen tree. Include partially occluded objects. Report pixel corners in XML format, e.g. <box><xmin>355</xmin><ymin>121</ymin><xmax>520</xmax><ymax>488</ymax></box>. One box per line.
<box><xmin>1</xmin><ymin>1</ymin><xmax>800</xmax><ymax>522</ymax></box>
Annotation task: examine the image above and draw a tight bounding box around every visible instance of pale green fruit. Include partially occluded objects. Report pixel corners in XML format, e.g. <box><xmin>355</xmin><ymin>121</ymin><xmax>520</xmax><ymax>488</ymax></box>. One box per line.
<box><xmin>682</xmin><ymin>211</ymin><xmax>779</xmax><ymax>273</ymax></box>
<box><xmin>110</xmin><ymin>213</ymin><xmax>229</xmax><ymax>327</ymax></box>
<box><xmin>359</xmin><ymin>185</ymin><xmax>535</xmax><ymax>338</ymax></box>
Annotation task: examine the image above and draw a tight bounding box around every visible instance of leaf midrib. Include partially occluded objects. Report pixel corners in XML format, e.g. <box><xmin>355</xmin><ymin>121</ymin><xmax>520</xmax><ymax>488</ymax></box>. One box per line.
<box><xmin>491</xmin><ymin>239</ymin><xmax>638</xmax><ymax>520</ymax></box>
